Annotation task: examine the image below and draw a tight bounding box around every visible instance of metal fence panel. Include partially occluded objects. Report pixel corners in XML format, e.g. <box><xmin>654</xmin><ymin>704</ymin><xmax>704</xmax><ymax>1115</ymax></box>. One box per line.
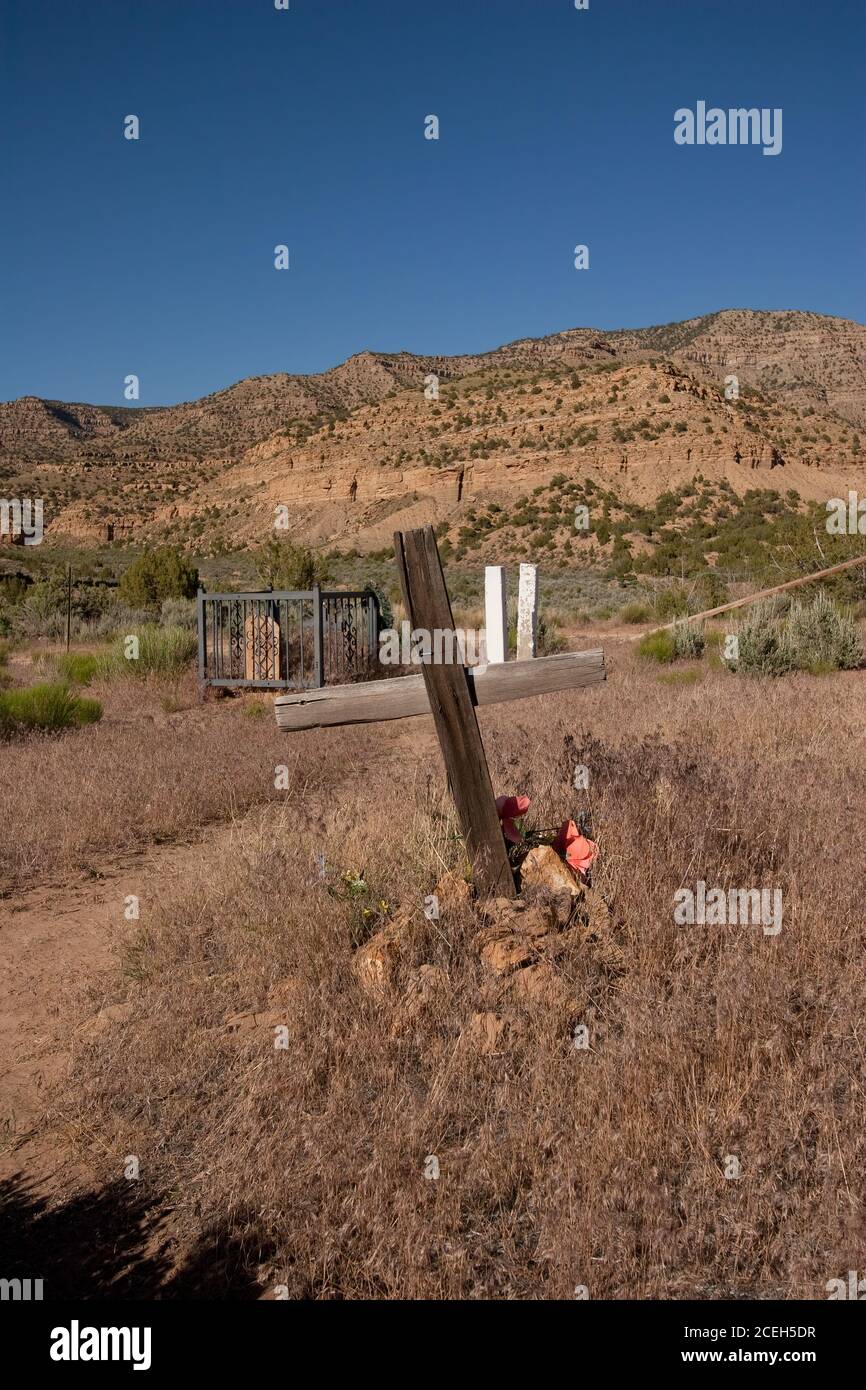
<box><xmin>198</xmin><ymin>589</ymin><xmax>380</xmax><ymax>690</ymax></box>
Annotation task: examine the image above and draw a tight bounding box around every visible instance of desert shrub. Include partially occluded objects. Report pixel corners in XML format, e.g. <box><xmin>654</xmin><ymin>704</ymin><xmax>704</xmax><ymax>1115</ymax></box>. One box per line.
<box><xmin>256</xmin><ymin>537</ymin><xmax>329</xmax><ymax>591</ymax></box>
<box><xmin>537</xmin><ymin>614</ymin><xmax>566</xmax><ymax>655</ymax></box>
<box><xmin>362</xmin><ymin>582</ymin><xmax>393</xmax><ymax>632</ymax></box>
<box><xmin>620</xmin><ymin>602</ymin><xmax>652</xmax><ymax>624</ymax></box>
<box><xmin>691</xmin><ymin>570</ymin><xmax>729</xmax><ymax>612</ymax></box>
<box><xmin>730</xmin><ymin>600</ymin><xmax>792</xmax><ymax>676</ymax></box>
<box><xmin>119</xmin><ymin>548</ymin><xmax>199</xmax><ymax>611</ymax></box>
<box><xmin>673</xmin><ymin>621</ymin><xmax>706</xmax><ymax>660</ymax></box>
<box><xmin>9</xmin><ymin>579</ymin><xmax>67</xmax><ymax>640</ymax></box>
<box><xmin>636</xmin><ymin>615</ymin><xmax>704</xmax><ymax>663</ymax></box>
<box><xmin>637</xmin><ymin>628</ymin><xmax>677</xmax><ymax>663</ymax></box>
<box><xmin>53</xmin><ymin>651</ymin><xmax>101</xmax><ymax>686</ymax></box>
<box><xmin>652</xmin><ymin>585</ymin><xmax>691</xmax><ymax>621</ymax></box>
<box><xmin>0</xmin><ymin>683</ymin><xmax>102</xmax><ymax>738</ymax></box>
<box><xmin>98</xmin><ymin>625</ymin><xmax>197</xmax><ymax>679</ymax></box>
<box><xmin>506</xmin><ymin>613</ymin><xmax>565</xmax><ymax>657</ymax></box>
<box><xmin>731</xmin><ymin>593</ymin><xmax>861</xmax><ymax>677</ymax></box>
<box><xmin>160</xmin><ymin>597</ymin><xmax>198</xmax><ymax>630</ymax></box>
<box><xmin>782</xmin><ymin>591</ymin><xmax>862</xmax><ymax>672</ymax></box>
<box><xmin>8</xmin><ymin>580</ymin><xmax>141</xmax><ymax>642</ymax></box>
<box><xmin>89</xmin><ymin>603</ymin><xmax>153</xmax><ymax>639</ymax></box>
<box><xmin>0</xmin><ymin>575</ymin><xmax>31</xmax><ymax>607</ymax></box>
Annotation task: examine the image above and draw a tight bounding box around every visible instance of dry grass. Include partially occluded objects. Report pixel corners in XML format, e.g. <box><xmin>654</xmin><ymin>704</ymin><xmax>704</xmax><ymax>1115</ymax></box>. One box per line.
<box><xmin>0</xmin><ymin>674</ymin><xmax>389</xmax><ymax>889</ymax></box>
<box><xmin>59</xmin><ymin>650</ymin><xmax>866</xmax><ymax>1298</ymax></box>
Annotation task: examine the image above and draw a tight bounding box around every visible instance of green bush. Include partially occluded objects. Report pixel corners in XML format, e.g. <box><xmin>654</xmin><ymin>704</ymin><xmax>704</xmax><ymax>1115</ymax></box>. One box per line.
<box><xmin>782</xmin><ymin>591</ymin><xmax>862</xmax><ymax>673</ymax></box>
<box><xmin>691</xmin><ymin>571</ymin><xmax>730</xmax><ymax>613</ymax></box>
<box><xmin>537</xmin><ymin>614</ymin><xmax>566</xmax><ymax>655</ymax></box>
<box><xmin>506</xmin><ymin>613</ymin><xmax>565</xmax><ymax>657</ymax></box>
<box><xmin>98</xmin><ymin>625</ymin><xmax>197</xmax><ymax>679</ymax></box>
<box><xmin>160</xmin><ymin>597</ymin><xmax>198</xmax><ymax>629</ymax></box>
<box><xmin>0</xmin><ymin>683</ymin><xmax>102</xmax><ymax>738</ymax></box>
<box><xmin>620</xmin><ymin>601</ymin><xmax>652</xmax><ymax>624</ymax></box>
<box><xmin>673</xmin><ymin>621</ymin><xmax>706</xmax><ymax>659</ymax></box>
<box><xmin>653</xmin><ymin>585</ymin><xmax>691</xmax><ymax>621</ymax></box>
<box><xmin>9</xmin><ymin>579</ymin><xmax>68</xmax><ymax>640</ymax></box>
<box><xmin>119</xmin><ymin>548</ymin><xmax>199</xmax><ymax>611</ymax></box>
<box><xmin>637</xmin><ymin>628</ymin><xmax>677</xmax><ymax>663</ymax></box>
<box><xmin>730</xmin><ymin>593</ymin><xmax>861</xmax><ymax>676</ymax></box>
<box><xmin>256</xmin><ymin>537</ymin><xmax>329</xmax><ymax>591</ymax></box>
<box><xmin>362</xmin><ymin>582</ymin><xmax>393</xmax><ymax>632</ymax></box>
<box><xmin>730</xmin><ymin>600</ymin><xmax>792</xmax><ymax>675</ymax></box>
<box><xmin>53</xmin><ymin>651</ymin><xmax>101</xmax><ymax>685</ymax></box>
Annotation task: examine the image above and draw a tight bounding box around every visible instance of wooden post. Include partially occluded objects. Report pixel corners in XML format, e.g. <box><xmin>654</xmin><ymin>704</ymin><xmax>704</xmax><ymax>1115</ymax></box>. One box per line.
<box><xmin>394</xmin><ymin>525</ymin><xmax>516</xmax><ymax>899</ymax></box>
<box><xmin>516</xmin><ymin>563</ymin><xmax>538</xmax><ymax>660</ymax></box>
<box><xmin>65</xmin><ymin>565</ymin><xmax>72</xmax><ymax>653</ymax></box>
<box><xmin>484</xmin><ymin>565</ymin><xmax>508</xmax><ymax>665</ymax></box>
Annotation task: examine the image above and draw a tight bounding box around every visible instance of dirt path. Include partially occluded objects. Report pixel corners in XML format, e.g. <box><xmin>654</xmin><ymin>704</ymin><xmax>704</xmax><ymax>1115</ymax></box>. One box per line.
<box><xmin>0</xmin><ymin>827</ymin><xmax>242</xmax><ymax>1195</ymax></box>
<box><xmin>0</xmin><ymin>716</ymin><xmax>439</xmax><ymax>1202</ymax></box>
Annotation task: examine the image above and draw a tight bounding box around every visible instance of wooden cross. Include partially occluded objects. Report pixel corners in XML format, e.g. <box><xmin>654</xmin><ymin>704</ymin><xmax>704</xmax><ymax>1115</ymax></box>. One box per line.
<box><xmin>275</xmin><ymin>526</ymin><xmax>606</xmax><ymax>898</ymax></box>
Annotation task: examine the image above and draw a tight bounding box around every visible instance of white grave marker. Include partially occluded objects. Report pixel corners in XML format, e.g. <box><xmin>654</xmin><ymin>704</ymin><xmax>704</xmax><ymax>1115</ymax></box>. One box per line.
<box><xmin>517</xmin><ymin>563</ymin><xmax>538</xmax><ymax>660</ymax></box>
<box><xmin>484</xmin><ymin>565</ymin><xmax>508</xmax><ymax>665</ymax></box>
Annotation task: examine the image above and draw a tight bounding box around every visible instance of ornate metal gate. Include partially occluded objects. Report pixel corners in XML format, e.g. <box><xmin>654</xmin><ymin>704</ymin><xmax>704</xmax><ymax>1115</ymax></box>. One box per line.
<box><xmin>197</xmin><ymin>586</ymin><xmax>380</xmax><ymax>689</ymax></box>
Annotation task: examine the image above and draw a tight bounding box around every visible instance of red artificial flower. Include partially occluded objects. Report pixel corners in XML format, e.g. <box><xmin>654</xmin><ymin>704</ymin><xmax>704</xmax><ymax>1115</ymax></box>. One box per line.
<box><xmin>496</xmin><ymin>794</ymin><xmax>531</xmax><ymax>845</ymax></box>
<box><xmin>553</xmin><ymin>819</ymin><xmax>598</xmax><ymax>878</ymax></box>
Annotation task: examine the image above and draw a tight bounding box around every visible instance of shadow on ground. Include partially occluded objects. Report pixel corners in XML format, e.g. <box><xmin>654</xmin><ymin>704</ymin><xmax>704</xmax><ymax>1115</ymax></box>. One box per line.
<box><xmin>0</xmin><ymin>1172</ymin><xmax>274</xmax><ymax>1299</ymax></box>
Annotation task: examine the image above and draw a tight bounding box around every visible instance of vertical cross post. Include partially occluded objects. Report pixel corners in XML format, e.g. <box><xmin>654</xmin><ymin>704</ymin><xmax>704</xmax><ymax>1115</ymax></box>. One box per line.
<box><xmin>517</xmin><ymin>563</ymin><xmax>538</xmax><ymax>660</ymax></box>
<box><xmin>394</xmin><ymin>526</ymin><xmax>516</xmax><ymax>898</ymax></box>
<box><xmin>484</xmin><ymin>565</ymin><xmax>508</xmax><ymax>665</ymax></box>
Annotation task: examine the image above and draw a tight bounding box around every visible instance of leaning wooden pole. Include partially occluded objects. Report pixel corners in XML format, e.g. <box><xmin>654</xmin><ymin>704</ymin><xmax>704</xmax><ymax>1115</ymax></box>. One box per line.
<box><xmin>654</xmin><ymin>552</ymin><xmax>866</xmax><ymax>633</ymax></box>
<box><xmin>394</xmin><ymin>525</ymin><xmax>517</xmax><ymax>899</ymax></box>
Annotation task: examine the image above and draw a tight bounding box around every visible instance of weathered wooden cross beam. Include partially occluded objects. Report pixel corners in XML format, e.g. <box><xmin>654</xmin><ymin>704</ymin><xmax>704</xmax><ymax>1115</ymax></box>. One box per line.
<box><xmin>275</xmin><ymin>526</ymin><xmax>606</xmax><ymax>898</ymax></box>
<box><xmin>273</xmin><ymin>649</ymin><xmax>605</xmax><ymax>729</ymax></box>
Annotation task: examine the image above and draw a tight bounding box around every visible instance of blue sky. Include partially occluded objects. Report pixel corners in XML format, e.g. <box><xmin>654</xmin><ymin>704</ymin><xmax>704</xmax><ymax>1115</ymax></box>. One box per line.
<box><xmin>1</xmin><ymin>0</ymin><xmax>864</xmax><ymax>405</ymax></box>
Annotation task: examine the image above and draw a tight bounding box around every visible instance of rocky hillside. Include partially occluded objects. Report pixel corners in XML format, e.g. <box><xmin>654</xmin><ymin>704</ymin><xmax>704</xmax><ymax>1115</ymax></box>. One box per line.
<box><xmin>1</xmin><ymin>310</ymin><xmax>864</xmax><ymax>553</ymax></box>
